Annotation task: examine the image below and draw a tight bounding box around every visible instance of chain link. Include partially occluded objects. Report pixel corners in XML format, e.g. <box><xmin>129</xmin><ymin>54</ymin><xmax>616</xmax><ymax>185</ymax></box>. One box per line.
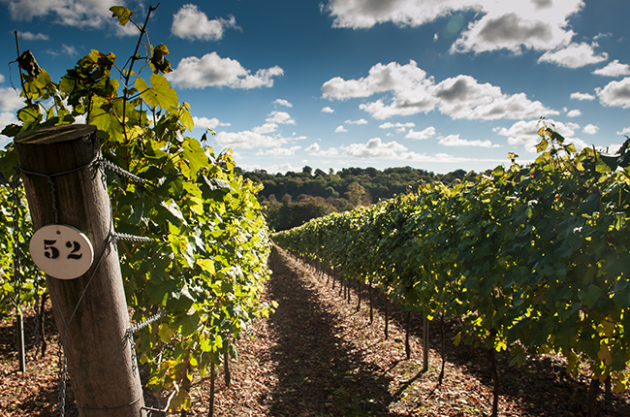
<box><xmin>99</xmin><ymin>157</ymin><xmax>152</xmax><ymax>187</ymax></box>
<box><xmin>57</xmin><ymin>337</ymin><xmax>67</xmax><ymax>417</ymax></box>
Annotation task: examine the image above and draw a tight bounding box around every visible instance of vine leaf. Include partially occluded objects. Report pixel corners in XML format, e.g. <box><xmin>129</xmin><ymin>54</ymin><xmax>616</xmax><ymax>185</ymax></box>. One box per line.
<box><xmin>110</xmin><ymin>6</ymin><xmax>134</xmax><ymax>26</ymax></box>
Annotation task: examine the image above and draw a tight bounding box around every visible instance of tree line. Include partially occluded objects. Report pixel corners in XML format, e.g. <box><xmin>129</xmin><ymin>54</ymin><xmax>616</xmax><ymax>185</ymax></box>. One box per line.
<box><xmin>238</xmin><ymin>165</ymin><xmax>468</xmax><ymax>231</ymax></box>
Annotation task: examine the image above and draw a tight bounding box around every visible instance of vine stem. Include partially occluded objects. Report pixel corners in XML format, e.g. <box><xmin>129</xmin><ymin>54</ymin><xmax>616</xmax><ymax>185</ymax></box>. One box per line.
<box><xmin>121</xmin><ymin>3</ymin><xmax>160</xmax><ymax>155</ymax></box>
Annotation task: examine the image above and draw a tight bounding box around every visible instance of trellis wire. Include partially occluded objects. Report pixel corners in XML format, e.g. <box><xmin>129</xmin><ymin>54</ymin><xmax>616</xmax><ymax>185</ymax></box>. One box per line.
<box><xmin>16</xmin><ymin>153</ymin><xmax>158</xmax><ymax>416</ymax></box>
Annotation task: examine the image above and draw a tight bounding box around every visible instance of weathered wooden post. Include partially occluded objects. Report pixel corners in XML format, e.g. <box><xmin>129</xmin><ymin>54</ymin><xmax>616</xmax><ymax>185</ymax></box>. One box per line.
<box><xmin>15</xmin><ymin>124</ymin><xmax>145</xmax><ymax>417</ymax></box>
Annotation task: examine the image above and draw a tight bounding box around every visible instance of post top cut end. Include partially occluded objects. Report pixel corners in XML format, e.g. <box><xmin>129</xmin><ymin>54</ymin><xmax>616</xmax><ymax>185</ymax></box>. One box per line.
<box><xmin>15</xmin><ymin>124</ymin><xmax>97</xmax><ymax>145</ymax></box>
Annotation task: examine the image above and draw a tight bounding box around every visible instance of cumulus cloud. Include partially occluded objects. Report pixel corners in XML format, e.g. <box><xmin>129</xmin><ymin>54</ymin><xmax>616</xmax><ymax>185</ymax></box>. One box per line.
<box><xmin>168</xmin><ymin>52</ymin><xmax>283</xmax><ymax>89</ymax></box>
<box><xmin>596</xmin><ymin>77</ymin><xmax>630</xmax><ymax>108</ymax></box>
<box><xmin>273</xmin><ymin>99</ymin><xmax>293</xmax><ymax>107</ymax></box>
<box><xmin>306</xmin><ymin>142</ymin><xmax>339</xmax><ymax>156</ymax></box>
<box><xmin>405</xmin><ymin>126</ymin><xmax>436</xmax><ymax>140</ymax></box>
<box><xmin>321</xmin><ymin>106</ymin><xmax>335</xmax><ymax>113</ymax></box>
<box><xmin>171</xmin><ymin>5</ymin><xmax>238</xmax><ymax>41</ymax></box>
<box><xmin>438</xmin><ymin>134</ymin><xmax>500</xmax><ymax>148</ymax></box>
<box><xmin>616</xmin><ymin>127</ymin><xmax>630</xmax><ymax>136</ymax></box>
<box><xmin>593</xmin><ymin>60</ymin><xmax>630</xmax><ymax>77</ymax></box>
<box><xmin>335</xmin><ymin>125</ymin><xmax>348</xmax><ymax>133</ymax></box>
<box><xmin>497</xmin><ymin>119</ymin><xmax>587</xmax><ymax>153</ymax></box>
<box><xmin>19</xmin><ymin>31</ymin><xmax>49</xmax><ymax>40</ymax></box>
<box><xmin>337</xmin><ymin>137</ymin><xmax>502</xmax><ymax>163</ymax></box>
<box><xmin>266</xmin><ymin>111</ymin><xmax>295</xmax><ymax>124</ymax></box>
<box><xmin>0</xmin><ymin>87</ymin><xmax>23</xmax><ymax>112</ymax></box>
<box><xmin>0</xmin><ymin>111</ymin><xmax>19</xmax><ymax>147</ymax></box>
<box><xmin>583</xmin><ymin>124</ymin><xmax>599</xmax><ymax>134</ymax></box>
<box><xmin>193</xmin><ymin>116</ymin><xmax>230</xmax><ymax>129</ymax></box>
<box><xmin>323</xmin><ymin>60</ymin><xmax>557</xmax><ymax>120</ymax></box>
<box><xmin>325</xmin><ymin>0</ymin><xmax>583</xmax><ymax>57</ymax></box>
<box><xmin>345</xmin><ymin>118</ymin><xmax>368</xmax><ymax>125</ymax></box>
<box><xmin>256</xmin><ymin>146</ymin><xmax>301</xmax><ymax>156</ymax></box>
<box><xmin>343</xmin><ymin>138</ymin><xmax>408</xmax><ymax>159</ymax></box>
<box><xmin>3</xmin><ymin>0</ymin><xmax>136</xmax><ymax>33</ymax></box>
<box><xmin>538</xmin><ymin>42</ymin><xmax>608</xmax><ymax>68</ymax></box>
<box><xmin>214</xmin><ymin>129</ymin><xmax>286</xmax><ymax>149</ymax></box>
<box><xmin>252</xmin><ymin>123</ymin><xmax>278</xmax><ymax>134</ymax></box>
<box><xmin>567</xmin><ymin>109</ymin><xmax>582</xmax><ymax>117</ymax></box>
<box><xmin>570</xmin><ymin>92</ymin><xmax>596</xmax><ymax>101</ymax></box>
<box><xmin>379</xmin><ymin>122</ymin><xmax>415</xmax><ymax>133</ymax></box>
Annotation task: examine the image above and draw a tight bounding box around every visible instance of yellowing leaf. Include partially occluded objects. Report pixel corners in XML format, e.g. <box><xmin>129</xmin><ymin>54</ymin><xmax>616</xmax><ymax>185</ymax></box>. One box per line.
<box><xmin>110</xmin><ymin>6</ymin><xmax>134</xmax><ymax>26</ymax></box>
<box><xmin>197</xmin><ymin>258</ymin><xmax>215</xmax><ymax>275</ymax></box>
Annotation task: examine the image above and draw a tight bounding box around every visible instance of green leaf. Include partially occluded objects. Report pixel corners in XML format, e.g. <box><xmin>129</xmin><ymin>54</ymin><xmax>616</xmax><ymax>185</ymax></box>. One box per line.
<box><xmin>183</xmin><ymin>138</ymin><xmax>207</xmax><ymax>179</ymax></box>
<box><xmin>578</xmin><ymin>284</ymin><xmax>603</xmax><ymax>308</ymax></box>
<box><xmin>110</xmin><ymin>6</ymin><xmax>134</xmax><ymax>26</ymax></box>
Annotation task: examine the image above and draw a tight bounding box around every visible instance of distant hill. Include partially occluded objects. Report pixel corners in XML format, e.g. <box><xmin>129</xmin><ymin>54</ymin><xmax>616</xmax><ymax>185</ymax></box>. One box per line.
<box><xmin>239</xmin><ymin>165</ymin><xmax>471</xmax><ymax>231</ymax></box>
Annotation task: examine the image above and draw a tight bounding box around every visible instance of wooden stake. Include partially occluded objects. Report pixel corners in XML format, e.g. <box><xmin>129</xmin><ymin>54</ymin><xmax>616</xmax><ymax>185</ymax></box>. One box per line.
<box><xmin>15</xmin><ymin>125</ymin><xmax>145</xmax><ymax>417</ymax></box>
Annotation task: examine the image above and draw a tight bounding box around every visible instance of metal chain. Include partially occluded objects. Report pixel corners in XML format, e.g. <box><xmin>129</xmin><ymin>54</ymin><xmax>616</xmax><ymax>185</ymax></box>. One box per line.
<box><xmin>126</xmin><ymin>310</ymin><xmax>168</xmax><ymax>378</ymax></box>
<box><xmin>33</xmin><ymin>269</ymin><xmax>41</xmax><ymax>357</ymax></box>
<box><xmin>11</xmin><ymin>174</ymin><xmax>21</xmax><ymax>307</ymax></box>
<box><xmin>98</xmin><ymin>157</ymin><xmax>152</xmax><ymax>187</ymax></box>
<box><xmin>113</xmin><ymin>232</ymin><xmax>154</xmax><ymax>243</ymax></box>
<box><xmin>56</xmin><ymin>337</ymin><xmax>68</xmax><ymax>417</ymax></box>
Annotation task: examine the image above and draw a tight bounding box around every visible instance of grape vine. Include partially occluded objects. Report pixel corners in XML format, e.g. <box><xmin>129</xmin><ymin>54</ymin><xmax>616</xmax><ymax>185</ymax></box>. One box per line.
<box><xmin>273</xmin><ymin>125</ymin><xmax>630</xmax><ymax>415</ymax></box>
<box><xmin>0</xmin><ymin>5</ymin><xmax>272</xmax><ymax>412</ymax></box>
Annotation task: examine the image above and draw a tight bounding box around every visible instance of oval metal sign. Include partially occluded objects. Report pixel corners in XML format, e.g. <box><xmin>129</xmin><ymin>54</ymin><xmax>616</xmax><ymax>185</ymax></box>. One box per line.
<box><xmin>29</xmin><ymin>224</ymin><xmax>95</xmax><ymax>280</ymax></box>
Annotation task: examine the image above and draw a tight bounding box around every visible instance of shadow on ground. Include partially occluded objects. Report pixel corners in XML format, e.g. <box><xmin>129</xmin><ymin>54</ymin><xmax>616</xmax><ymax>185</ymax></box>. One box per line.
<box><xmin>263</xmin><ymin>245</ymin><xmax>400</xmax><ymax>417</ymax></box>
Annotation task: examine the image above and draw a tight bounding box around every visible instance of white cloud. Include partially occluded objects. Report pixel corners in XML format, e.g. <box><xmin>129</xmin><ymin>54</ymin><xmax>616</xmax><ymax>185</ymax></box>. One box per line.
<box><xmin>266</xmin><ymin>111</ymin><xmax>295</xmax><ymax>125</ymax></box>
<box><xmin>19</xmin><ymin>31</ymin><xmax>49</xmax><ymax>41</ymax></box>
<box><xmin>256</xmin><ymin>146</ymin><xmax>301</xmax><ymax>156</ymax></box>
<box><xmin>264</xmin><ymin>163</ymin><xmax>297</xmax><ymax>174</ymax></box>
<box><xmin>566</xmin><ymin>109</ymin><xmax>582</xmax><ymax>117</ymax></box>
<box><xmin>61</xmin><ymin>44</ymin><xmax>78</xmax><ymax>57</ymax></box>
<box><xmin>171</xmin><ymin>5</ymin><xmax>238</xmax><ymax>41</ymax></box>
<box><xmin>343</xmin><ymin>138</ymin><xmax>408</xmax><ymax>159</ymax></box>
<box><xmin>379</xmin><ymin>122</ymin><xmax>415</xmax><ymax>133</ymax></box>
<box><xmin>168</xmin><ymin>52</ymin><xmax>283</xmax><ymax>89</ymax></box>
<box><xmin>497</xmin><ymin>119</ymin><xmax>588</xmax><ymax>153</ymax></box>
<box><xmin>0</xmin><ymin>87</ymin><xmax>23</xmax><ymax>112</ymax></box>
<box><xmin>405</xmin><ymin>126</ymin><xmax>436</xmax><ymax>140</ymax></box>
<box><xmin>306</xmin><ymin>142</ymin><xmax>339</xmax><ymax>156</ymax></box>
<box><xmin>214</xmin><ymin>130</ymin><xmax>286</xmax><ymax>149</ymax></box>
<box><xmin>0</xmin><ymin>111</ymin><xmax>19</xmax><ymax>147</ymax></box>
<box><xmin>323</xmin><ymin>60</ymin><xmax>557</xmax><ymax>120</ymax></box>
<box><xmin>345</xmin><ymin>118</ymin><xmax>368</xmax><ymax>125</ymax></box>
<box><xmin>583</xmin><ymin>124</ymin><xmax>599</xmax><ymax>134</ymax></box>
<box><xmin>273</xmin><ymin>99</ymin><xmax>293</xmax><ymax>107</ymax></box>
<box><xmin>192</xmin><ymin>116</ymin><xmax>230</xmax><ymax>129</ymax></box>
<box><xmin>321</xmin><ymin>106</ymin><xmax>335</xmax><ymax>113</ymax></box>
<box><xmin>570</xmin><ymin>92</ymin><xmax>595</xmax><ymax>101</ymax></box>
<box><xmin>0</xmin><ymin>74</ymin><xmax>4</xmax><ymax>84</ymax></box>
<box><xmin>4</xmin><ymin>0</ymin><xmax>135</xmax><ymax>32</ymax></box>
<box><xmin>252</xmin><ymin>123</ymin><xmax>278</xmax><ymax>134</ymax></box>
<box><xmin>596</xmin><ymin>77</ymin><xmax>630</xmax><ymax>108</ymax></box>
<box><xmin>438</xmin><ymin>134</ymin><xmax>500</xmax><ymax>148</ymax></box>
<box><xmin>593</xmin><ymin>60</ymin><xmax>630</xmax><ymax>77</ymax></box>
<box><xmin>335</xmin><ymin>125</ymin><xmax>348</xmax><ymax>133</ymax></box>
<box><xmin>538</xmin><ymin>42</ymin><xmax>608</xmax><ymax>68</ymax></box>
<box><xmin>337</xmin><ymin>136</ymin><xmax>502</xmax><ymax>163</ymax></box>
<box><xmin>325</xmin><ymin>0</ymin><xmax>583</xmax><ymax>57</ymax></box>
<box><xmin>616</xmin><ymin>127</ymin><xmax>630</xmax><ymax>136</ymax></box>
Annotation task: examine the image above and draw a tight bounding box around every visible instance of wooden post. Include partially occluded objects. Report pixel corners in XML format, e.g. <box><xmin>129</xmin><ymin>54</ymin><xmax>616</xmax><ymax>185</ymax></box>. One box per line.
<box><xmin>15</xmin><ymin>125</ymin><xmax>145</xmax><ymax>417</ymax></box>
<box><xmin>423</xmin><ymin>316</ymin><xmax>430</xmax><ymax>371</ymax></box>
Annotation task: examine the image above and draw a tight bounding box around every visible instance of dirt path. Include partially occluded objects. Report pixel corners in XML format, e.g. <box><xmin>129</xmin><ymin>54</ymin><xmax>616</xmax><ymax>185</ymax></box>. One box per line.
<box><xmin>2</xmin><ymin>244</ymin><xmax>630</xmax><ymax>416</ymax></box>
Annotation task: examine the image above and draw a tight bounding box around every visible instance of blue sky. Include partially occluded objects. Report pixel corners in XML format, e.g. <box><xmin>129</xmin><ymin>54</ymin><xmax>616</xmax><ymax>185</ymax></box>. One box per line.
<box><xmin>1</xmin><ymin>0</ymin><xmax>630</xmax><ymax>174</ymax></box>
